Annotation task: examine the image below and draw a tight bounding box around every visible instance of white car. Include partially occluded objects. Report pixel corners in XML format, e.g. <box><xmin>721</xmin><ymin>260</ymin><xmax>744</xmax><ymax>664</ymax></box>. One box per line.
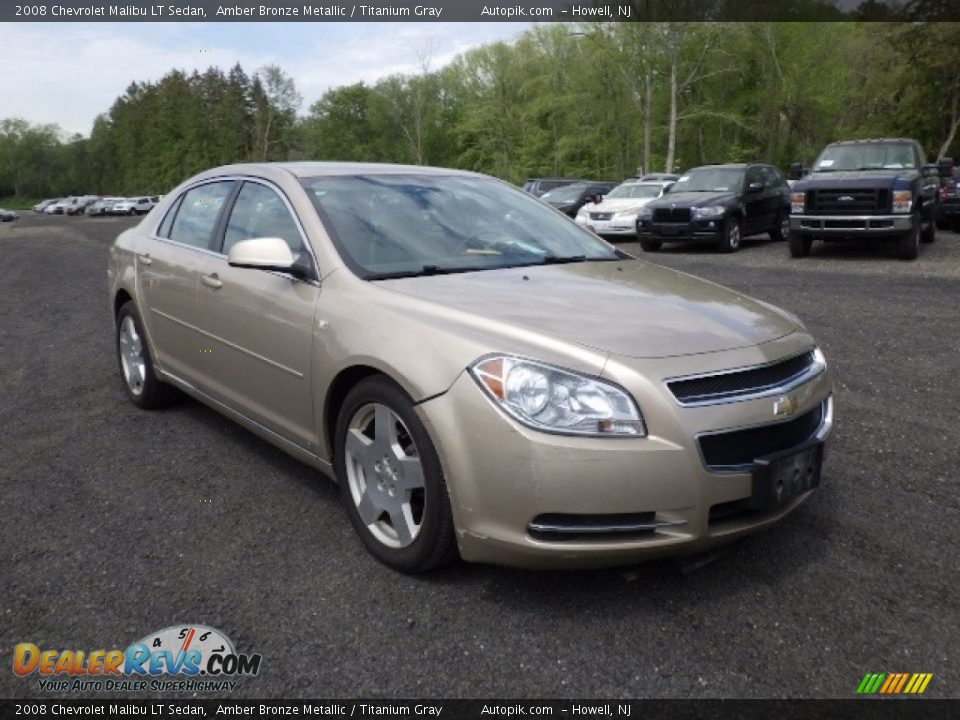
<box><xmin>575</xmin><ymin>181</ymin><xmax>673</xmax><ymax>237</ymax></box>
<box><xmin>45</xmin><ymin>197</ymin><xmax>80</xmax><ymax>215</ymax></box>
<box><xmin>112</xmin><ymin>196</ymin><xmax>158</xmax><ymax>216</ymax></box>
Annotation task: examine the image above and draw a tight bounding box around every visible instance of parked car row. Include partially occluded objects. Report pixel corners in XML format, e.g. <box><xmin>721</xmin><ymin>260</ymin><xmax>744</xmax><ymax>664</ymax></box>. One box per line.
<box><xmin>32</xmin><ymin>195</ymin><xmax>160</xmax><ymax>216</ymax></box>
<box><xmin>544</xmin><ymin>138</ymin><xmax>953</xmax><ymax>261</ymax></box>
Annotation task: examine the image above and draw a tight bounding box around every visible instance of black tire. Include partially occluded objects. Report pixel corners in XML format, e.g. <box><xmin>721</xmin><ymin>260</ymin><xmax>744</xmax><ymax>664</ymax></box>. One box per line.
<box><xmin>115</xmin><ymin>301</ymin><xmax>179</xmax><ymax>409</ymax></box>
<box><xmin>921</xmin><ymin>218</ymin><xmax>936</xmax><ymax>244</ymax></box>
<box><xmin>789</xmin><ymin>230</ymin><xmax>812</xmax><ymax>258</ymax></box>
<box><xmin>334</xmin><ymin>376</ymin><xmax>457</xmax><ymax>573</ymax></box>
<box><xmin>897</xmin><ymin>223</ymin><xmax>919</xmax><ymax>260</ymax></box>
<box><xmin>128</xmin><ymin>208</ymin><xmax>136</xmax><ymax>216</ymax></box>
<box><xmin>717</xmin><ymin>216</ymin><xmax>742</xmax><ymax>253</ymax></box>
<box><xmin>769</xmin><ymin>212</ymin><xmax>790</xmax><ymax>242</ymax></box>
<box><xmin>639</xmin><ymin>239</ymin><xmax>662</xmax><ymax>252</ymax></box>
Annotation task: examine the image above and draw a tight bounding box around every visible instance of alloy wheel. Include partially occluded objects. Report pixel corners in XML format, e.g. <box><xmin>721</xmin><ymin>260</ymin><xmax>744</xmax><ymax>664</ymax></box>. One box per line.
<box><xmin>118</xmin><ymin>315</ymin><xmax>146</xmax><ymax>396</ymax></box>
<box><xmin>344</xmin><ymin>403</ymin><xmax>426</xmax><ymax>548</ymax></box>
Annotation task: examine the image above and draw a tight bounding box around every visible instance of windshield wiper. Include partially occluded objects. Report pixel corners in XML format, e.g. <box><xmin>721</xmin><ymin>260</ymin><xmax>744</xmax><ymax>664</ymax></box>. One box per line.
<box><xmin>367</xmin><ymin>264</ymin><xmax>477</xmax><ymax>280</ymax></box>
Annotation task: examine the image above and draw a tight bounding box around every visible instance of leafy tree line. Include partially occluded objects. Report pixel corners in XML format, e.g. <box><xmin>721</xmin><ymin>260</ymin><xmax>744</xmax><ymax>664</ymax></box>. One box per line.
<box><xmin>1</xmin><ymin>21</ymin><xmax>958</xmax><ymax>199</ymax></box>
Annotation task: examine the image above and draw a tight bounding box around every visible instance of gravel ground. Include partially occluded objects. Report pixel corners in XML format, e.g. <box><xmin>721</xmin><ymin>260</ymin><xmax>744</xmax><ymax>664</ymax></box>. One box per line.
<box><xmin>1</xmin><ymin>213</ymin><xmax>957</xmax><ymax>700</ymax></box>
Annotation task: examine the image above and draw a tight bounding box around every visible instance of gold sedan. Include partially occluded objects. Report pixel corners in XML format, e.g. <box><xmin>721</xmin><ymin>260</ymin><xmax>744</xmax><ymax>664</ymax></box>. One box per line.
<box><xmin>107</xmin><ymin>163</ymin><xmax>833</xmax><ymax>571</ymax></box>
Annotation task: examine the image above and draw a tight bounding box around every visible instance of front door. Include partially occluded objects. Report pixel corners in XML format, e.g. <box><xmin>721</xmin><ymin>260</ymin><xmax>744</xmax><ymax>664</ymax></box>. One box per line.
<box><xmin>194</xmin><ymin>180</ymin><xmax>319</xmax><ymax>451</ymax></box>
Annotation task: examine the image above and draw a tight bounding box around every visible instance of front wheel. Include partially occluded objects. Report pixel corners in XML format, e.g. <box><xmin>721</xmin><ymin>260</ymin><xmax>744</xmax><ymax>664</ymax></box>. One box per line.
<box><xmin>718</xmin><ymin>217</ymin><xmax>741</xmax><ymax>253</ymax></box>
<box><xmin>335</xmin><ymin>376</ymin><xmax>457</xmax><ymax>573</ymax></box>
<box><xmin>789</xmin><ymin>231</ymin><xmax>812</xmax><ymax>258</ymax></box>
<box><xmin>897</xmin><ymin>224</ymin><xmax>919</xmax><ymax>260</ymax></box>
<box><xmin>128</xmin><ymin>208</ymin><xmax>136</xmax><ymax>216</ymax></box>
<box><xmin>921</xmin><ymin>219</ymin><xmax>936</xmax><ymax>244</ymax></box>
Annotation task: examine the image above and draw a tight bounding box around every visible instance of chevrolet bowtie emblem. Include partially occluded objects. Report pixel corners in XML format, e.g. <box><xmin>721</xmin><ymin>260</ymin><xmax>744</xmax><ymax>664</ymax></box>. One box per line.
<box><xmin>773</xmin><ymin>395</ymin><xmax>800</xmax><ymax>417</ymax></box>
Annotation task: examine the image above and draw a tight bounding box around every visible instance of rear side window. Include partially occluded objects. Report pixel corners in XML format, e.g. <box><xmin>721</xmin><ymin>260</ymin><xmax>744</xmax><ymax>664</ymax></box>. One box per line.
<box><xmin>157</xmin><ymin>196</ymin><xmax>183</xmax><ymax>238</ymax></box>
<box><xmin>167</xmin><ymin>182</ymin><xmax>234</xmax><ymax>250</ymax></box>
<box><xmin>222</xmin><ymin>182</ymin><xmax>304</xmax><ymax>256</ymax></box>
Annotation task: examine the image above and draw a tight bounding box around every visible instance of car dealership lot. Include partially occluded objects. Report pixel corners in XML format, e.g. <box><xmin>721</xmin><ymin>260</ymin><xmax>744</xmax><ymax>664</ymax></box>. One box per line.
<box><xmin>1</xmin><ymin>214</ymin><xmax>957</xmax><ymax>699</ymax></box>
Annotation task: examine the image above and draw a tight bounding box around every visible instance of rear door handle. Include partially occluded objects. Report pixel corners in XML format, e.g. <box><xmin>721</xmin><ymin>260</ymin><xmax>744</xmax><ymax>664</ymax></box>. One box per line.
<box><xmin>138</xmin><ymin>253</ymin><xmax>152</xmax><ymax>265</ymax></box>
<box><xmin>201</xmin><ymin>273</ymin><xmax>223</xmax><ymax>289</ymax></box>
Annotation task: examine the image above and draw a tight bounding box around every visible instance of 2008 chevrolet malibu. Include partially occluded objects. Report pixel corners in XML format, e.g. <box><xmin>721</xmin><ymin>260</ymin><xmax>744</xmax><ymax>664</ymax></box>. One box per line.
<box><xmin>107</xmin><ymin>163</ymin><xmax>834</xmax><ymax>571</ymax></box>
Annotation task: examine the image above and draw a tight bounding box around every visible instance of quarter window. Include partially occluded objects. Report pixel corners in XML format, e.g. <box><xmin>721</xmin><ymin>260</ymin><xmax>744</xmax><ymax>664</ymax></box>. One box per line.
<box><xmin>223</xmin><ymin>182</ymin><xmax>304</xmax><ymax>256</ymax></box>
<box><xmin>167</xmin><ymin>182</ymin><xmax>234</xmax><ymax>250</ymax></box>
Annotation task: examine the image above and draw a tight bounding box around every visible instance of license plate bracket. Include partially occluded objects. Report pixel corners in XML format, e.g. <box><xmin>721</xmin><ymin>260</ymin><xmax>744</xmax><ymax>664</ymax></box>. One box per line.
<box><xmin>748</xmin><ymin>440</ymin><xmax>823</xmax><ymax>511</ymax></box>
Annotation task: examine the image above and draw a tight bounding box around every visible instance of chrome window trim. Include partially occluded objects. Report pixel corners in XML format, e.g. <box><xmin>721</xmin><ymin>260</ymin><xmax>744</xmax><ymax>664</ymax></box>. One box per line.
<box><xmin>664</xmin><ymin>348</ymin><xmax>823</xmax><ymax>407</ymax></box>
<box><xmin>695</xmin><ymin>395</ymin><xmax>833</xmax><ymax>475</ymax></box>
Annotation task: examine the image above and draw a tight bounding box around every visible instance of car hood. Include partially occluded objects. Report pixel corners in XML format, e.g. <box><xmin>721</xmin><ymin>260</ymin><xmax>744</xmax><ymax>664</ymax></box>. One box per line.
<box><xmin>797</xmin><ymin>170</ymin><xmax>914</xmax><ymax>188</ymax></box>
<box><xmin>650</xmin><ymin>191</ymin><xmax>737</xmax><ymax>209</ymax></box>
<box><xmin>379</xmin><ymin>260</ymin><xmax>798</xmax><ymax>359</ymax></box>
<box><xmin>583</xmin><ymin>197</ymin><xmax>654</xmax><ymax>214</ymax></box>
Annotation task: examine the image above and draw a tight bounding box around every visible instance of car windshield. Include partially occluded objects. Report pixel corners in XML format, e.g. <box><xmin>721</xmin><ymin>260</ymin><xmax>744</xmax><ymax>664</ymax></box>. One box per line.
<box><xmin>540</xmin><ymin>184</ymin><xmax>587</xmax><ymax>203</ymax></box>
<box><xmin>670</xmin><ymin>168</ymin><xmax>745</xmax><ymax>192</ymax></box>
<box><xmin>301</xmin><ymin>174</ymin><xmax>619</xmax><ymax>278</ymax></box>
<box><xmin>814</xmin><ymin>143</ymin><xmax>918</xmax><ymax>171</ymax></box>
<box><xmin>606</xmin><ymin>184</ymin><xmax>661</xmax><ymax>199</ymax></box>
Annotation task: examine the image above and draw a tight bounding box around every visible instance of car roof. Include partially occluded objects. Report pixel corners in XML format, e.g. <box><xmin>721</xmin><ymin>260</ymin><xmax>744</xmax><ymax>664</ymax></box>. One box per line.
<box><xmin>828</xmin><ymin>138</ymin><xmax>918</xmax><ymax>145</ymax></box>
<box><xmin>196</xmin><ymin>162</ymin><xmax>485</xmax><ymax>181</ymax></box>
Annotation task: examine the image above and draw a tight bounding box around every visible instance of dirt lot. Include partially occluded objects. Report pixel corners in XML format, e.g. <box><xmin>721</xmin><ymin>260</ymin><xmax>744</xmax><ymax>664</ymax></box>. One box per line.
<box><xmin>1</xmin><ymin>213</ymin><xmax>958</xmax><ymax>699</ymax></box>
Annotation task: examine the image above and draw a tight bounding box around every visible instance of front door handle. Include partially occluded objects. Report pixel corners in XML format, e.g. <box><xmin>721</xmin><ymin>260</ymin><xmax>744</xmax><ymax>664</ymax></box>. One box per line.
<box><xmin>138</xmin><ymin>253</ymin><xmax>152</xmax><ymax>266</ymax></box>
<box><xmin>201</xmin><ymin>273</ymin><xmax>223</xmax><ymax>289</ymax></box>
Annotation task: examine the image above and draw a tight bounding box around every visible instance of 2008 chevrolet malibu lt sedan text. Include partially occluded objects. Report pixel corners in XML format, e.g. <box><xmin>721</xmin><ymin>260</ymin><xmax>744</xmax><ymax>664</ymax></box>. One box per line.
<box><xmin>107</xmin><ymin>163</ymin><xmax>834</xmax><ymax>572</ymax></box>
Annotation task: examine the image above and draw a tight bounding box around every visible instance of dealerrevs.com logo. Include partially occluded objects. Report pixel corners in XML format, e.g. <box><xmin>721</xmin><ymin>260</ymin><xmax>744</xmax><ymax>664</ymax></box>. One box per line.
<box><xmin>13</xmin><ymin>625</ymin><xmax>261</xmax><ymax>693</ymax></box>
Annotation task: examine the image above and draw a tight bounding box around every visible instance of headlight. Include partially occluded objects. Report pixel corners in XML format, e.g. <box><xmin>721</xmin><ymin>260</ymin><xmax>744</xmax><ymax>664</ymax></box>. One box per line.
<box><xmin>613</xmin><ymin>209</ymin><xmax>638</xmax><ymax>219</ymax></box>
<box><xmin>639</xmin><ymin>206</ymin><xmax>653</xmax><ymax>220</ymax></box>
<box><xmin>470</xmin><ymin>356</ymin><xmax>646</xmax><ymax>437</ymax></box>
<box><xmin>692</xmin><ymin>206</ymin><xmax>725</xmax><ymax>219</ymax></box>
<box><xmin>791</xmin><ymin>191</ymin><xmax>805</xmax><ymax>214</ymax></box>
<box><xmin>892</xmin><ymin>190</ymin><xmax>912</xmax><ymax>213</ymax></box>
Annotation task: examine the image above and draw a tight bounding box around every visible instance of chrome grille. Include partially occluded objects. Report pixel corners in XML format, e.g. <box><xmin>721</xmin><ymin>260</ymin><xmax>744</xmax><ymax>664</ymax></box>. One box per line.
<box><xmin>808</xmin><ymin>188</ymin><xmax>889</xmax><ymax>214</ymax></box>
<box><xmin>668</xmin><ymin>351</ymin><xmax>817</xmax><ymax>406</ymax></box>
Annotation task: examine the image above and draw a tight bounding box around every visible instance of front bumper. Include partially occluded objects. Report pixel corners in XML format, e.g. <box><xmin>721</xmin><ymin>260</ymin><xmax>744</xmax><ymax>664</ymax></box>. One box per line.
<box><xmin>790</xmin><ymin>214</ymin><xmax>913</xmax><ymax>236</ymax></box>
<box><xmin>638</xmin><ymin>219</ymin><xmax>725</xmax><ymax>243</ymax></box>
<box><xmin>416</xmin><ymin>334</ymin><xmax>833</xmax><ymax>568</ymax></box>
<box><xmin>577</xmin><ymin>216</ymin><xmax>639</xmax><ymax>236</ymax></box>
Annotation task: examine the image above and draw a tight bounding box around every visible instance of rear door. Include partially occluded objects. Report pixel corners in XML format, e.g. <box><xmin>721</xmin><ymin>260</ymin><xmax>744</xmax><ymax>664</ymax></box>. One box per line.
<box><xmin>137</xmin><ymin>180</ymin><xmax>235</xmax><ymax>385</ymax></box>
<box><xmin>742</xmin><ymin>167</ymin><xmax>772</xmax><ymax>234</ymax></box>
<box><xmin>194</xmin><ymin>179</ymin><xmax>320</xmax><ymax>450</ymax></box>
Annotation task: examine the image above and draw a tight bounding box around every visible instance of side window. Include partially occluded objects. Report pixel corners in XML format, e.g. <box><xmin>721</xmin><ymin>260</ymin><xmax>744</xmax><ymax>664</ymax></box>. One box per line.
<box><xmin>762</xmin><ymin>166</ymin><xmax>784</xmax><ymax>188</ymax></box>
<box><xmin>222</xmin><ymin>182</ymin><xmax>304</xmax><ymax>256</ymax></box>
<box><xmin>157</xmin><ymin>195</ymin><xmax>183</xmax><ymax>238</ymax></box>
<box><xmin>746</xmin><ymin>167</ymin><xmax>764</xmax><ymax>188</ymax></box>
<box><xmin>168</xmin><ymin>182</ymin><xmax>234</xmax><ymax>250</ymax></box>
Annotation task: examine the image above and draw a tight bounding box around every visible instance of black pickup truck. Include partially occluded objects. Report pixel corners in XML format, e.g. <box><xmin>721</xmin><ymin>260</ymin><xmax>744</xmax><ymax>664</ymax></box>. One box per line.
<box><xmin>788</xmin><ymin>139</ymin><xmax>942</xmax><ymax>260</ymax></box>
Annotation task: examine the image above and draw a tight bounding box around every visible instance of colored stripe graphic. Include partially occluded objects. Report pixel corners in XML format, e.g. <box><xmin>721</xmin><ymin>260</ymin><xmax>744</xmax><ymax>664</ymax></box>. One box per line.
<box><xmin>857</xmin><ymin>672</ymin><xmax>932</xmax><ymax>694</ymax></box>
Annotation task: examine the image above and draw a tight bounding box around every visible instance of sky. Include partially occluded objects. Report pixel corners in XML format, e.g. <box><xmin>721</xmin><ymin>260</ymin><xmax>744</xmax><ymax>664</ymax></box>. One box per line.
<box><xmin>0</xmin><ymin>22</ymin><xmax>532</xmax><ymax>137</ymax></box>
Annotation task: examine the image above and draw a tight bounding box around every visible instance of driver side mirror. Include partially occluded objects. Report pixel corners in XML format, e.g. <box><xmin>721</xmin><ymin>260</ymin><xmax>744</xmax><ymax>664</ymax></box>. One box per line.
<box><xmin>228</xmin><ymin>237</ymin><xmax>312</xmax><ymax>278</ymax></box>
<box><xmin>592</xmin><ymin>194</ymin><xmax>603</xmax><ymax>204</ymax></box>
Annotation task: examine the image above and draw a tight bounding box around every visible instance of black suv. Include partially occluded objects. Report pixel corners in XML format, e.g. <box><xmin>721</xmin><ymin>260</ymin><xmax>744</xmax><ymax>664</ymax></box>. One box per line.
<box><xmin>788</xmin><ymin>139</ymin><xmax>941</xmax><ymax>260</ymax></box>
<box><xmin>936</xmin><ymin>159</ymin><xmax>960</xmax><ymax>232</ymax></box>
<box><xmin>636</xmin><ymin>163</ymin><xmax>791</xmax><ymax>253</ymax></box>
<box><xmin>522</xmin><ymin>177</ymin><xmax>582</xmax><ymax>198</ymax></box>
<box><xmin>539</xmin><ymin>181</ymin><xmax>619</xmax><ymax>217</ymax></box>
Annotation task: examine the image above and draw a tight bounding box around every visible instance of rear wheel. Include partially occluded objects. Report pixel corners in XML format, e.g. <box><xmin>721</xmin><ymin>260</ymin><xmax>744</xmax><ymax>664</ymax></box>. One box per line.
<box><xmin>718</xmin><ymin>217</ymin><xmax>741</xmax><ymax>253</ymax></box>
<box><xmin>789</xmin><ymin>230</ymin><xmax>812</xmax><ymax>258</ymax></box>
<box><xmin>769</xmin><ymin>212</ymin><xmax>790</xmax><ymax>242</ymax></box>
<box><xmin>639</xmin><ymin>239</ymin><xmax>662</xmax><ymax>252</ymax></box>
<box><xmin>115</xmin><ymin>302</ymin><xmax>179</xmax><ymax>408</ymax></box>
<box><xmin>897</xmin><ymin>223</ymin><xmax>919</xmax><ymax>260</ymax></box>
<box><xmin>335</xmin><ymin>376</ymin><xmax>457</xmax><ymax>573</ymax></box>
